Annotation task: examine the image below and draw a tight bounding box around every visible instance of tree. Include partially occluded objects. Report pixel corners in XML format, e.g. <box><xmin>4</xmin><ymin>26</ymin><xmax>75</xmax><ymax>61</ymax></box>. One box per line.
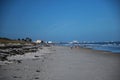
<box><xmin>18</xmin><ymin>38</ymin><xmax>21</xmax><ymax>41</ymax></box>
<box><xmin>25</xmin><ymin>37</ymin><xmax>32</xmax><ymax>42</ymax></box>
<box><xmin>22</xmin><ymin>38</ymin><xmax>25</xmax><ymax>41</ymax></box>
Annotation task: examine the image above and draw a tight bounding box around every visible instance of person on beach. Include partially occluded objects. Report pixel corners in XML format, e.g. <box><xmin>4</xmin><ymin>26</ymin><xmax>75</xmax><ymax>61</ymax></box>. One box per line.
<box><xmin>70</xmin><ymin>46</ymin><xmax>73</xmax><ymax>49</ymax></box>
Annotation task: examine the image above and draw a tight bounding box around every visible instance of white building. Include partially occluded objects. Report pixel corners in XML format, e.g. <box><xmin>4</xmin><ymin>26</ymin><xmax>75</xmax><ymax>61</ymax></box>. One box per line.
<box><xmin>48</xmin><ymin>41</ymin><xmax>52</xmax><ymax>44</ymax></box>
<box><xmin>70</xmin><ymin>40</ymin><xmax>79</xmax><ymax>44</ymax></box>
<box><xmin>36</xmin><ymin>40</ymin><xmax>42</xmax><ymax>43</ymax></box>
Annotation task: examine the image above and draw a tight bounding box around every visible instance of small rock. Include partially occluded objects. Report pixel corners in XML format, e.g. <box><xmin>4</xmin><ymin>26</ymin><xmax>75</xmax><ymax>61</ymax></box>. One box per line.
<box><xmin>42</xmin><ymin>59</ymin><xmax>44</xmax><ymax>62</ymax></box>
<box><xmin>16</xmin><ymin>68</ymin><xmax>20</xmax><ymax>71</ymax></box>
<box><xmin>14</xmin><ymin>60</ymin><xmax>22</xmax><ymax>63</ymax></box>
<box><xmin>36</xmin><ymin>70</ymin><xmax>40</xmax><ymax>72</ymax></box>
<box><xmin>17</xmin><ymin>60</ymin><xmax>22</xmax><ymax>63</ymax></box>
<box><xmin>13</xmin><ymin>76</ymin><xmax>21</xmax><ymax>78</ymax></box>
<box><xmin>35</xmin><ymin>77</ymin><xmax>39</xmax><ymax>79</ymax></box>
<box><xmin>34</xmin><ymin>55</ymin><xmax>39</xmax><ymax>57</ymax></box>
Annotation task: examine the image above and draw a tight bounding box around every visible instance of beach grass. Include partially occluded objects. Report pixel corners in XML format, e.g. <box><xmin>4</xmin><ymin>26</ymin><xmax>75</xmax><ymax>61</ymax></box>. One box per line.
<box><xmin>0</xmin><ymin>38</ymin><xmax>31</xmax><ymax>44</ymax></box>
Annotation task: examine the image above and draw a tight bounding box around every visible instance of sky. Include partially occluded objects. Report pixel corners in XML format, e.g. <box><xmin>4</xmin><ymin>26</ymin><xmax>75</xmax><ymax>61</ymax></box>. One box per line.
<box><xmin>0</xmin><ymin>0</ymin><xmax>120</xmax><ymax>42</ymax></box>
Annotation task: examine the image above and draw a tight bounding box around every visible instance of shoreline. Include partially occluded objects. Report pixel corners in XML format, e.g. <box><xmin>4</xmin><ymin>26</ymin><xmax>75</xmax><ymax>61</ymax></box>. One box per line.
<box><xmin>41</xmin><ymin>46</ymin><xmax>120</xmax><ymax>80</ymax></box>
<box><xmin>68</xmin><ymin>45</ymin><xmax>120</xmax><ymax>54</ymax></box>
<box><xmin>0</xmin><ymin>45</ymin><xmax>120</xmax><ymax>64</ymax></box>
<box><xmin>0</xmin><ymin>46</ymin><xmax>120</xmax><ymax>80</ymax></box>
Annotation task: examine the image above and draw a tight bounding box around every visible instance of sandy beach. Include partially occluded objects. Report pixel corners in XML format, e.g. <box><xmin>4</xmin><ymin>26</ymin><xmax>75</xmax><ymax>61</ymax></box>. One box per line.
<box><xmin>0</xmin><ymin>46</ymin><xmax>54</xmax><ymax>80</ymax></box>
<box><xmin>0</xmin><ymin>46</ymin><xmax>120</xmax><ymax>80</ymax></box>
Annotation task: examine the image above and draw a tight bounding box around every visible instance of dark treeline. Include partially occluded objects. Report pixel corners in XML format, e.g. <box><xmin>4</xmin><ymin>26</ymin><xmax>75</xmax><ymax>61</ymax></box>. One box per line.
<box><xmin>0</xmin><ymin>37</ymin><xmax>32</xmax><ymax>42</ymax></box>
<box><xmin>18</xmin><ymin>37</ymin><xmax>32</xmax><ymax>42</ymax></box>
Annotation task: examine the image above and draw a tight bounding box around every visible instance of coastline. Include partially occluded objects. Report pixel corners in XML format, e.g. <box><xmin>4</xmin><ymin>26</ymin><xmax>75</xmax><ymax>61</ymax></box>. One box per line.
<box><xmin>0</xmin><ymin>46</ymin><xmax>120</xmax><ymax>80</ymax></box>
<box><xmin>69</xmin><ymin>45</ymin><xmax>120</xmax><ymax>54</ymax></box>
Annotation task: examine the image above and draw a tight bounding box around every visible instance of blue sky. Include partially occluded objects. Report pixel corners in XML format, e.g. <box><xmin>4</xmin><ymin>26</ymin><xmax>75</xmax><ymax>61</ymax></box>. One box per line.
<box><xmin>0</xmin><ymin>0</ymin><xmax>120</xmax><ymax>42</ymax></box>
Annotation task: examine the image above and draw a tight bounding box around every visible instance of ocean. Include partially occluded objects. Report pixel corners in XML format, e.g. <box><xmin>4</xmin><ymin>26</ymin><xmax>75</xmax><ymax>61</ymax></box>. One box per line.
<box><xmin>87</xmin><ymin>44</ymin><xmax>120</xmax><ymax>53</ymax></box>
<box><xmin>57</xmin><ymin>43</ymin><xmax>120</xmax><ymax>53</ymax></box>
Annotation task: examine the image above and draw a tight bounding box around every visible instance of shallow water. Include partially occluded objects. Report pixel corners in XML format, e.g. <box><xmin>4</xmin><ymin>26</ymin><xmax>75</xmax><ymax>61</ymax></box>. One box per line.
<box><xmin>58</xmin><ymin>43</ymin><xmax>120</xmax><ymax>53</ymax></box>
<box><xmin>93</xmin><ymin>46</ymin><xmax>120</xmax><ymax>53</ymax></box>
<box><xmin>86</xmin><ymin>44</ymin><xmax>120</xmax><ymax>53</ymax></box>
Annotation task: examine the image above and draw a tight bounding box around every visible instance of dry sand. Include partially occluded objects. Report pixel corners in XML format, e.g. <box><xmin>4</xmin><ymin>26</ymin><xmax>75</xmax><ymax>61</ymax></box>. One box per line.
<box><xmin>0</xmin><ymin>46</ymin><xmax>120</xmax><ymax>80</ymax></box>
<box><xmin>0</xmin><ymin>47</ymin><xmax>54</xmax><ymax>80</ymax></box>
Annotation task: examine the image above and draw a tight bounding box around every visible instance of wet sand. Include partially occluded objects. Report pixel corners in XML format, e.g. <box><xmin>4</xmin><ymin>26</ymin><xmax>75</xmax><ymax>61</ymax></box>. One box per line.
<box><xmin>42</xmin><ymin>46</ymin><xmax>120</xmax><ymax>80</ymax></box>
<box><xmin>0</xmin><ymin>46</ymin><xmax>120</xmax><ymax>80</ymax></box>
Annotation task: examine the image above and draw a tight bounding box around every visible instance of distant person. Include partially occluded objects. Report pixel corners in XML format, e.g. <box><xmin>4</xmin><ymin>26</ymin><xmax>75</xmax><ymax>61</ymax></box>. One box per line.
<box><xmin>70</xmin><ymin>46</ymin><xmax>73</xmax><ymax>49</ymax></box>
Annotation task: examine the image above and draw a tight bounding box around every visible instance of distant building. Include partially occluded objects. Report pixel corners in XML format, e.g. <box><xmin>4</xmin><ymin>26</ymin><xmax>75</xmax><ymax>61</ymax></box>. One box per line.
<box><xmin>47</xmin><ymin>41</ymin><xmax>52</xmax><ymax>44</ymax></box>
<box><xmin>36</xmin><ymin>40</ymin><xmax>42</xmax><ymax>43</ymax></box>
<box><xmin>70</xmin><ymin>40</ymin><xmax>79</xmax><ymax>44</ymax></box>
